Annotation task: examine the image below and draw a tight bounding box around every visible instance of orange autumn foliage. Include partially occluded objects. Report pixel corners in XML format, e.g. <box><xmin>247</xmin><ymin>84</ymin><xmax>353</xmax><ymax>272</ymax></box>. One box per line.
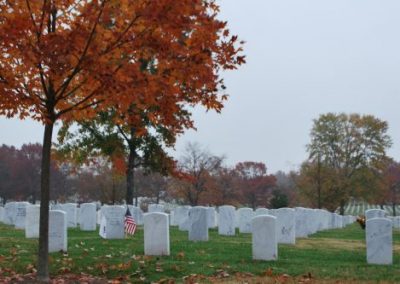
<box><xmin>0</xmin><ymin>0</ymin><xmax>244</xmax><ymax>127</ymax></box>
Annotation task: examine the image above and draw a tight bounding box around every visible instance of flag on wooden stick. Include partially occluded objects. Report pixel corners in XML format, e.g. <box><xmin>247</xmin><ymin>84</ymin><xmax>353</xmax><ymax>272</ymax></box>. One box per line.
<box><xmin>125</xmin><ymin>207</ymin><xmax>137</xmax><ymax>235</ymax></box>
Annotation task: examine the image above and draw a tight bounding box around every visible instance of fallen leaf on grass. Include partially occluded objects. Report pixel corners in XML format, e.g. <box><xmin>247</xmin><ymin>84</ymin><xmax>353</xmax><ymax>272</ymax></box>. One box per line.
<box><xmin>58</xmin><ymin>267</ymin><xmax>71</xmax><ymax>274</ymax></box>
<box><xmin>263</xmin><ymin>267</ymin><xmax>273</xmax><ymax>277</ymax></box>
<box><xmin>96</xmin><ymin>263</ymin><xmax>109</xmax><ymax>274</ymax></box>
<box><xmin>214</xmin><ymin>269</ymin><xmax>230</xmax><ymax>278</ymax></box>
<box><xmin>9</xmin><ymin>248</ymin><xmax>17</xmax><ymax>256</ymax></box>
<box><xmin>156</xmin><ymin>278</ymin><xmax>175</xmax><ymax>284</ymax></box>
<box><xmin>26</xmin><ymin>264</ymin><xmax>37</xmax><ymax>273</ymax></box>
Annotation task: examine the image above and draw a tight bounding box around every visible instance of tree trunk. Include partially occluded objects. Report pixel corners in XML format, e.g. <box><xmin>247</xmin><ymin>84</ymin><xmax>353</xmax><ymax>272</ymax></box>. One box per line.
<box><xmin>126</xmin><ymin>143</ymin><xmax>135</xmax><ymax>206</ymax></box>
<box><xmin>380</xmin><ymin>204</ymin><xmax>384</xmax><ymax>210</ymax></box>
<box><xmin>37</xmin><ymin>122</ymin><xmax>54</xmax><ymax>282</ymax></box>
<box><xmin>112</xmin><ymin>175</ymin><xmax>116</xmax><ymax>205</ymax></box>
<box><xmin>317</xmin><ymin>156</ymin><xmax>322</xmax><ymax>209</ymax></box>
<box><xmin>392</xmin><ymin>202</ymin><xmax>396</xmax><ymax>217</ymax></box>
<box><xmin>339</xmin><ymin>199</ymin><xmax>345</xmax><ymax>215</ymax></box>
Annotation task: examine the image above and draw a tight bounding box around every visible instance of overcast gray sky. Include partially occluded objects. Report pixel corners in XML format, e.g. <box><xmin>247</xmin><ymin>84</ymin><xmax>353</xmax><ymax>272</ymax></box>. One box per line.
<box><xmin>1</xmin><ymin>0</ymin><xmax>399</xmax><ymax>173</ymax></box>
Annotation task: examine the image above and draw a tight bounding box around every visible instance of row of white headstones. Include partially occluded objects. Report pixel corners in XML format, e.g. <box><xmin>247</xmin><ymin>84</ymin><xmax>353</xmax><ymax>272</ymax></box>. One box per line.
<box><xmin>0</xmin><ymin>203</ymin><xmax>398</xmax><ymax>264</ymax></box>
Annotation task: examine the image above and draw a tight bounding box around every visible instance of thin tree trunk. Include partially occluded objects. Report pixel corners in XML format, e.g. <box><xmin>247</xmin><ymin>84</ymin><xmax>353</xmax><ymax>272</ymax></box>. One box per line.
<box><xmin>112</xmin><ymin>175</ymin><xmax>116</xmax><ymax>205</ymax></box>
<box><xmin>392</xmin><ymin>202</ymin><xmax>396</xmax><ymax>217</ymax></box>
<box><xmin>339</xmin><ymin>199</ymin><xmax>345</xmax><ymax>215</ymax></box>
<box><xmin>37</xmin><ymin>122</ymin><xmax>54</xmax><ymax>282</ymax></box>
<box><xmin>126</xmin><ymin>143</ymin><xmax>135</xmax><ymax>206</ymax></box>
<box><xmin>317</xmin><ymin>155</ymin><xmax>322</xmax><ymax>209</ymax></box>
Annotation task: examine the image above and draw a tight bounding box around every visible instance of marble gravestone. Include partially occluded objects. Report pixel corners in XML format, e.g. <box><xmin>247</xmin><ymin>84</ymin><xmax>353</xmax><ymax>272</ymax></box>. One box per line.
<box><xmin>252</xmin><ymin>215</ymin><xmax>277</xmax><ymax>261</ymax></box>
<box><xmin>25</xmin><ymin>205</ymin><xmax>40</xmax><ymax>238</ymax></box>
<box><xmin>128</xmin><ymin>205</ymin><xmax>144</xmax><ymax>225</ymax></box>
<box><xmin>52</xmin><ymin>204</ymin><xmax>63</xmax><ymax>210</ymax></box>
<box><xmin>393</xmin><ymin>216</ymin><xmax>400</xmax><ymax>229</ymax></box>
<box><xmin>238</xmin><ymin>208</ymin><xmax>254</xmax><ymax>234</ymax></box>
<box><xmin>274</xmin><ymin>208</ymin><xmax>296</xmax><ymax>244</ymax></box>
<box><xmin>365</xmin><ymin>209</ymin><xmax>386</xmax><ymax>220</ymax></box>
<box><xmin>207</xmin><ymin>207</ymin><xmax>217</xmax><ymax>228</ymax></box>
<box><xmin>4</xmin><ymin>202</ymin><xmax>17</xmax><ymax>225</ymax></box>
<box><xmin>148</xmin><ymin>204</ymin><xmax>165</xmax><ymax>213</ymax></box>
<box><xmin>188</xmin><ymin>206</ymin><xmax>208</xmax><ymax>241</ymax></box>
<box><xmin>14</xmin><ymin>202</ymin><xmax>30</xmax><ymax>229</ymax></box>
<box><xmin>255</xmin><ymin>208</ymin><xmax>269</xmax><ymax>216</ymax></box>
<box><xmin>144</xmin><ymin>212</ymin><xmax>170</xmax><ymax>256</ymax></box>
<box><xmin>218</xmin><ymin>205</ymin><xmax>236</xmax><ymax>236</ymax></box>
<box><xmin>99</xmin><ymin>206</ymin><xmax>125</xmax><ymax>239</ymax></box>
<box><xmin>61</xmin><ymin>203</ymin><xmax>78</xmax><ymax>228</ymax></box>
<box><xmin>177</xmin><ymin>206</ymin><xmax>191</xmax><ymax>231</ymax></box>
<box><xmin>49</xmin><ymin>210</ymin><xmax>67</xmax><ymax>253</ymax></box>
<box><xmin>169</xmin><ymin>211</ymin><xmax>175</xmax><ymax>226</ymax></box>
<box><xmin>295</xmin><ymin>207</ymin><xmax>308</xmax><ymax>238</ymax></box>
<box><xmin>366</xmin><ymin>218</ymin><xmax>392</xmax><ymax>265</ymax></box>
<box><xmin>97</xmin><ymin>210</ymin><xmax>101</xmax><ymax>225</ymax></box>
<box><xmin>80</xmin><ymin>203</ymin><xmax>97</xmax><ymax>231</ymax></box>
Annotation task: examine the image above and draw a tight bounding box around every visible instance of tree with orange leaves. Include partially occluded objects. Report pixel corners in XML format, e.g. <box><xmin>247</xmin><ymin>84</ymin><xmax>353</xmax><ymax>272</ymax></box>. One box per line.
<box><xmin>234</xmin><ymin>161</ymin><xmax>276</xmax><ymax>209</ymax></box>
<box><xmin>0</xmin><ymin>1</ymin><xmax>244</xmax><ymax>280</ymax></box>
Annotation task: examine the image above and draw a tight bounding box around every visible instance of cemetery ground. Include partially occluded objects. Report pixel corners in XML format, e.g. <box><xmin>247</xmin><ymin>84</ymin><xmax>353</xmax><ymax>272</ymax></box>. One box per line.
<box><xmin>0</xmin><ymin>224</ymin><xmax>399</xmax><ymax>283</ymax></box>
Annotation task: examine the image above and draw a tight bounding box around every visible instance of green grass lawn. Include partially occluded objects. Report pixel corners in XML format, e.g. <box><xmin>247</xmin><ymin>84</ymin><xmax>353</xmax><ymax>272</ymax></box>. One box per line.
<box><xmin>0</xmin><ymin>223</ymin><xmax>400</xmax><ymax>282</ymax></box>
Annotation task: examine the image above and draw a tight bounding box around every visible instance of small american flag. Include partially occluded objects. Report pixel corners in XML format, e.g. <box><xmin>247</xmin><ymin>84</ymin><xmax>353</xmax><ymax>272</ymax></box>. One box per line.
<box><xmin>124</xmin><ymin>207</ymin><xmax>137</xmax><ymax>235</ymax></box>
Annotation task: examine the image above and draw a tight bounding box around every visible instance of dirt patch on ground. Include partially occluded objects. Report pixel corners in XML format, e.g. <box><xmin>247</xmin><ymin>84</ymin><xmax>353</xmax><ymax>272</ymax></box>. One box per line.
<box><xmin>294</xmin><ymin>238</ymin><xmax>400</xmax><ymax>253</ymax></box>
<box><xmin>295</xmin><ymin>238</ymin><xmax>365</xmax><ymax>251</ymax></box>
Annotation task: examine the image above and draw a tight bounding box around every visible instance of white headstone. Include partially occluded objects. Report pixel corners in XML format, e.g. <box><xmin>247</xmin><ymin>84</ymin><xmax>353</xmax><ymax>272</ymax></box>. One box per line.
<box><xmin>393</xmin><ymin>216</ymin><xmax>400</xmax><ymax>229</ymax></box>
<box><xmin>25</xmin><ymin>205</ymin><xmax>40</xmax><ymax>238</ymax></box>
<box><xmin>366</xmin><ymin>218</ymin><xmax>392</xmax><ymax>265</ymax></box>
<box><xmin>295</xmin><ymin>207</ymin><xmax>308</xmax><ymax>238</ymax></box>
<box><xmin>80</xmin><ymin>203</ymin><xmax>97</xmax><ymax>231</ymax></box>
<box><xmin>255</xmin><ymin>208</ymin><xmax>269</xmax><ymax>216</ymax></box>
<box><xmin>177</xmin><ymin>206</ymin><xmax>191</xmax><ymax>231</ymax></box>
<box><xmin>207</xmin><ymin>207</ymin><xmax>217</xmax><ymax>228</ymax></box>
<box><xmin>148</xmin><ymin>204</ymin><xmax>165</xmax><ymax>213</ymax></box>
<box><xmin>144</xmin><ymin>212</ymin><xmax>170</xmax><ymax>256</ymax></box>
<box><xmin>365</xmin><ymin>209</ymin><xmax>386</xmax><ymax>220</ymax></box>
<box><xmin>52</xmin><ymin>204</ymin><xmax>63</xmax><ymax>211</ymax></box>
<box><xmin>218</xmin><ymin>205</ymin><xmax>236</xmax><ymax>236</ymax></box>
<box><xmin>49</xmin><ymin>210</ymin><xmax>67</xmax><ymax>252</ymax></box>
<box><xmin>273</xmin><ymin>208</ymin><xmax>296</xmax><ymax>244</ymax></box>
<box><xmin>238</xmin><ymin>208</ymin><xmax>254</xmax><ymax>233</ymax></box>
<box><xmin>61</xmin><ymin>203</ymin><xmax>78</xmax><ymax>228</ymax></box>
<box><xmin>99</xmin><ymin>206</ymin><xmax>125</xmax><ymax>239</ymax></box>
<box><xmin>169</xmin><ymin>211</ymin><xmax>176</xmax><ymax>226</ymax></box>
<box><xmin>189</xmin><ymin>206</ymin><xmax>208</xmax><ymax>241</ymax></box>
<box><xmin>128</xmin><ymin>205</ymin><xmax>144</xmax><ymax>225</ymax></box>
<box><xmin>4</xmin><ymin>202</ymin><xmax>16</xmax><ymax>225</ymax></box>
<box><xmin>97</xmin><ymin>210</ymin><xmax>101</xmax><ymax>225</ymax></box>
<box><xmin>14</xmin><ymin>202</ymin><xmax>30</xmax><ymax>229</ymax></box>
<box><xmin>252</xmin><ymin>215</ymin><xmax>277</xmax><ymax>261</ymax></box>
<box><xmin>99</xmin><ymin>216</ymin><xmax>107</xmax><ymax>238</ymax></box>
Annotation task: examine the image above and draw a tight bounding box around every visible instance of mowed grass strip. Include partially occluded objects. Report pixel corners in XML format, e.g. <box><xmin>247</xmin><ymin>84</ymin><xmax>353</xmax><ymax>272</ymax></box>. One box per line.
<box><xmin>0</xmin><ymin>223</ymin><xmax>400</xmax><ymax>282</ymax></box>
